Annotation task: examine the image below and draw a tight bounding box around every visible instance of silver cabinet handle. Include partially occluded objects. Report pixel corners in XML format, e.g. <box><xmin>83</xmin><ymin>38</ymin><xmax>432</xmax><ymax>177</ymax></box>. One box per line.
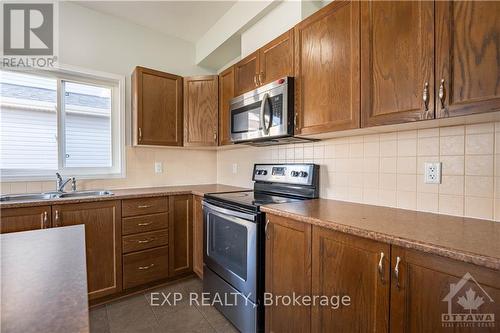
<box><xmin>213</xmin><ymin>131</ymin><xmax>217</xmax><ymax>142</ymax></box>
<box><xmin>394</xmin><ymin>256</ymin><xmax>401</xmax><ymax>289</ymax></box>
<box><xmin>41</xmin><ymin>211</ymin><xmax>48</xmax><ymax>229</ymax></box>
<box><xmin>54</xmin><ymin>210</ymin><xmax>60</xmax><ymax>227</ymax></box>
<box><xmin>438</xmin><ymin>78</ymin><xmax>446</xmax><ymax>112</ymax></box>
<box><xmin>138</xmin><ymin>127</ymin><xmax>143</xmax><ymax>142</ymax></box>
<box><xmin>258</xmin><ymin>72</ymin><xmax>264</xmax><ymax>85</ymax></box>
<box><xmin>422</xmin><ymin>82</ymin><xmax>430</xmax><ymax>118</ymax></box>
<box><xmin>378</xmin><ymin>252</ymin><xmax>385</xmax><ymax>282</ymax></box>
<box><xmin>253</xmin><ymin>74</ymin><xmax>258</xmax><ymax>87</ymax></box>
<box><xmin>137</xmin><ymin>204</ymin><xmax>152</xmax><ymax>209</ymax></box>
<box><xmin>265</xmin><ymin>219</ymin><xmax>270</xmax><ymax>240</ymax></box>
<box><xmin>137</xmin><ymin>222</ymin><xmax>152</xmax><ymax>226</ymax></box>
<box><xmin>137</xmin><ymin>238</ymin><xmax>155</xmax><ymax>244</ymax></box>
<box><xmin>138</xmin><ymin>263</ymin><xmax>155</xmax><ymax>270</ymax></box>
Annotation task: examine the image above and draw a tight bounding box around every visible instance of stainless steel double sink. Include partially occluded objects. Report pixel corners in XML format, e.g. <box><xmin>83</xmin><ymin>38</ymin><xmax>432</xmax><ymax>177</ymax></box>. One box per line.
<box><xmin>0</xmin><ymin>190</ymin><xmax>114</xmax><ymax>202</ymax></box>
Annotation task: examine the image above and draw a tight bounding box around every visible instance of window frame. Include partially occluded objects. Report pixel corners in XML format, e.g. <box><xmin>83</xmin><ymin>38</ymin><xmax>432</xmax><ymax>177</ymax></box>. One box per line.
<box><xmin>0</xmin><ymin>64</ymin><xmax>126</xmax><ymax>182</ymax></box>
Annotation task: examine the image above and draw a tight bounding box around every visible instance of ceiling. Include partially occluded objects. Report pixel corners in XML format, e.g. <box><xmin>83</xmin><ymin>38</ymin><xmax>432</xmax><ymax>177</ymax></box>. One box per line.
<box><xmin>76</xmin><ymin>1</ymin><xmax>237</xmax><ymax>43</ymax></box>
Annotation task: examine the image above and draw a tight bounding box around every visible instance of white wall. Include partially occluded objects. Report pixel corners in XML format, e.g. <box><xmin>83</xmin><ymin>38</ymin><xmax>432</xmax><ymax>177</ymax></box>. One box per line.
<box><xmin>1</xmin><ymin>2</ymin><xmax>218</xmax><ymax>193</ymax></box>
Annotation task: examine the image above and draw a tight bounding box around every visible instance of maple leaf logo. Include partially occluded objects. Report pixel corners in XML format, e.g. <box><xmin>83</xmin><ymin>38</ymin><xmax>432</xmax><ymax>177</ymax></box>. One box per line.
<box><xmin>457</xmin><ymin>288</ymin><xmax>485</xmax><ymax>313</ymax></box>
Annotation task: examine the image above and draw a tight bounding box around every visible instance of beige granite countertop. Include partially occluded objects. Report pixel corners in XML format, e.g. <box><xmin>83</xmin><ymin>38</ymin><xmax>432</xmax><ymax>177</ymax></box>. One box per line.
<box><xmin>261</xmin><ymin>199</ymin><xmax>500</xmax><ymax>270</ymax></box>
<box><xmin>0</xmin><ymin>184</ymin><xmax>249</xmax><ymax>208</ymax></box>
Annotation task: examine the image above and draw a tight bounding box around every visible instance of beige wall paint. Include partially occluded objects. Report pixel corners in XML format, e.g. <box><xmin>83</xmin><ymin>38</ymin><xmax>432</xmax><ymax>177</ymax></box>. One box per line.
<box><xmin>217</xmin><ymin>122</ymin><xmax>500</xmax><ymax>222</ymax></box>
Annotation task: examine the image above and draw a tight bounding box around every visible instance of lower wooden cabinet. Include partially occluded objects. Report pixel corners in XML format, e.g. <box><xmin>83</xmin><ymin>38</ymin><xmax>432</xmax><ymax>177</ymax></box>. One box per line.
<box><xmin>265</xmin><ymin>214</ymin><xmax>500</xmax><ymax>333</ymax></box>
<box><xmin>0</xmin><ymin>206</ymin><xmax>51</xmax><ymax>233</ymax></box>
<box><xmin>52</xmin><ymin>201</ymin><xmax>122</xmax><ymax>300</ymax></box>
<box><xmin>312</xmin><ymin>227</ymin><xmax>389</xmax><ymax>332</ymax></box>
<box><xmin>168</xmin><ymin>195</ymin><xmax>193</xmax><ymax>277</ymax></box>
<box><xmin>265</xmin><ymin>214</ymin><xmax>312</xmax><ymax>333</ymax></box>
<box><xmin>193</xmin><ymin>195</ymin><xmax>204</xmax><ymax>279</ymax></box>
<box><xmin>123</xmin><ymin>246</ymin><xmax>169</xmax><ymax>289</ymax></box>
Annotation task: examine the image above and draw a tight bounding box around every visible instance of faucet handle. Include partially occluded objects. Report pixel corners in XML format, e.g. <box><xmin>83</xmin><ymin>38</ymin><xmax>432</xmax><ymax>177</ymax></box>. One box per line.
<box><xmin>71</xmin><ymin>177</ymin><xmax>77</xmax><ymax>192</ymax></box>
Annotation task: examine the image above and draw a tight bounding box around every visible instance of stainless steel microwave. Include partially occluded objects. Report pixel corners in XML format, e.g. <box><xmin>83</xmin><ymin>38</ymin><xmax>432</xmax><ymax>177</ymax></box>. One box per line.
<box><xmin>229</xmin><ymin>77</ymin><xmax>294</xmax><ymax>144</ymax></box>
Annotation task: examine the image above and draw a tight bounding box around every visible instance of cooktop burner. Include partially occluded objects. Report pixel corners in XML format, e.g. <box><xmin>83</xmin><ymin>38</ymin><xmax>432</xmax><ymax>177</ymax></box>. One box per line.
<box><xmin>205</xmin><ymin>190</ymin><xmax>302</xmax><ymax>211</ymax></box>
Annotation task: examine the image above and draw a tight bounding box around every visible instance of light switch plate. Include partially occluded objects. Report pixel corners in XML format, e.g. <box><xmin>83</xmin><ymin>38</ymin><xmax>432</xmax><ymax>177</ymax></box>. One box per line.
<box><xmin>424</xmin><ymin>162</ymin><xmax>441</xmax><ymax>184</ymax></box>
<box><xmin>154</xmin><ymin>161</ymin><xmax>163</xmax><ymax>174</ymax></box>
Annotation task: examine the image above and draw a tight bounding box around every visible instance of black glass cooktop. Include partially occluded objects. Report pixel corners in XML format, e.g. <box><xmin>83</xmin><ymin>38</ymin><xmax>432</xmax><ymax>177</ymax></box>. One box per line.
<box><xmin>205</xmin><ymin>191</ymin><xmax>302</xmax><ymax>212</ymax></box>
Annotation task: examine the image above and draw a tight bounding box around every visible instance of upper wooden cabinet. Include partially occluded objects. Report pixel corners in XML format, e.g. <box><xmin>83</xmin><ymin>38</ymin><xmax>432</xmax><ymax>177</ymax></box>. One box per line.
<box><xmin>312</xmin><ymin>227</ymin><xmax>390</xmax><ymax>332</ymax></box>
<box><xmin>435</xmin><ymin>1</ymin><xmax>500</xmax><ymax>118</ymax></box>
<box><xmin>294</xmin><ymin>1</ymin><xmax>360</xmax><ymax>135</ymax></box>
<box><xmin>361</xmin><ymin>1</ymin><xmax>435</xmax><ymax>127</ymax></box>
<box><xmin>0</xmin><ymin>206</ymin><xmax>51</xmax><ymax>233</ymax></box>
<box><xmin>132</xmin><ymin>66</ymin><xmax>183</xmax><ymax>146</ymax></box>
<box><xmin>218</xmin><ymin>66</ymin><xmax>234</xmax><ymax>145</ymax></box>
<box><xmin>52</xmin><ymin>201</ymin><xmax>122</xmax><ymax>300</ymax></box>
<box><xmin>183</xmin><ymin>75</ymin><xmax>219</xmax><ymax>146</ymax></box>
<box><xmin>234</xmin><ymin>29</ymin><xmax>294</xmax><ymax>96</ymax></box>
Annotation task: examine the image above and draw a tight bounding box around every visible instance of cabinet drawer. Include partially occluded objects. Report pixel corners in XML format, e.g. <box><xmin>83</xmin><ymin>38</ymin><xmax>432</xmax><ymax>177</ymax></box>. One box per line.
<box><xmin>122</xmin><ymin>213</ymin><xmax>168</xmax><ymax>235</ymax></box>
<box><xmin>122</xmin><ymin>197</ymin><xmax>168</xmax><ymax>217</ymax></box>
<box><xmin>123</xmin><ymin>246</ymin><xmax>169</xmax><ymax>289</ymax></box>
<box><xmin>122</xmin><ymin>229</ymin><xmax>168</xmax><ymax>254</ymax></box>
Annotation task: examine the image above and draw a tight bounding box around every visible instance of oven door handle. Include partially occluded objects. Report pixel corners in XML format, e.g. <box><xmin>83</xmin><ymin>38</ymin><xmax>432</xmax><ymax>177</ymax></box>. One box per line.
<box><xmin>259</xmin><ymin>92</ymin><xmax>270</xmax><ymax>135</ymax></box>
<box><xmin>202</xmin><ymin>201</ymin><xmax>257</xmax><ymax>222</ymax></box>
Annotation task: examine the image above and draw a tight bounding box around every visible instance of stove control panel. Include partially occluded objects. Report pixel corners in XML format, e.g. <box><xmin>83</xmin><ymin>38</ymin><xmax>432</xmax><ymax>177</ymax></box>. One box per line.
<box><xmin>253</xmin><ymin>164</ymin><xmax>316</xmax><ymax>185</ymax></box>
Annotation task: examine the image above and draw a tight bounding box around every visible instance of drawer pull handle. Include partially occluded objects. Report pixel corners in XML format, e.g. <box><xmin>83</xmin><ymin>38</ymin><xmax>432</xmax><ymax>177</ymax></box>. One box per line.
<box><xmin>378</xmin><ymin>252</ymin><xmax>385</xmax><ymax>282</ymax></box>
<box><xmin>137</xmin><ymin>222</ymin><xmax>152</xmax><ymax>226</ymax></box>
<box><xmin>394</xmin><ymin>256</ymin><xmax>401</xmax><ymax>289</ymax></box>
<box><xmin>137</xmin><ymin>238</ymin><xmax>155</xmax><ymax>244</ymax></box>
<box><xmin>138</xmin><ymin>264</ymin><xmax>155</xmax><ymax>270</ymax></box>
<box><xmin>137</xmin><ymin>204</ymin><xmax>152</xmax><ymax>209</ymax></box>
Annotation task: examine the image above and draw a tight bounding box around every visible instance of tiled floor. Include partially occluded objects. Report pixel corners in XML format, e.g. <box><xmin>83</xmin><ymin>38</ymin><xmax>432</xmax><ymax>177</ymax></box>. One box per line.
<box><xmin>90</xmin><ymin>277</ymin><xmax>239</xmax><ymax>333</ymax></box>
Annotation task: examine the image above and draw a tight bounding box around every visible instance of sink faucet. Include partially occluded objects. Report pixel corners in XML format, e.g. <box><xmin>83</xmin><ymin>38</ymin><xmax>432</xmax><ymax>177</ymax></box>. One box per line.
<box><xmin>56</xmin><ymin>173</ymin><xmax>75</xmax><ymax>192</ymax></box>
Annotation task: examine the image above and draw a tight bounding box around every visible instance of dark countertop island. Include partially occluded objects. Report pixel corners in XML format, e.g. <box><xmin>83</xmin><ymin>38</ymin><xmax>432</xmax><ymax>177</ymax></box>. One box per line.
<box><xmin>1</xmin><ymin>225</ymin><xmax>89</xmax><ymax>333</ymax></box>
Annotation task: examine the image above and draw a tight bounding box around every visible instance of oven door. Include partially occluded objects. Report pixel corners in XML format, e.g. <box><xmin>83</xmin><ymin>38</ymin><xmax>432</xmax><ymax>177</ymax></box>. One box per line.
<box><xmin>203</xmin><ymin>201</ymin><xmax>258</xmax><ymax>300</ymax></box>
<box><xmin>230</xmin><ymin>79</ymin><xmax>290</xmax><ymax>143</ymax></box>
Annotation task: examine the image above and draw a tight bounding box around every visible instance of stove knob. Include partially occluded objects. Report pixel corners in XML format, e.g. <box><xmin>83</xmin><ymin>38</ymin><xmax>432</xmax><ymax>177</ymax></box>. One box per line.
<box><xmin>256</xmin><ymin>170</ymin><xmax>262</xmax><ymax>175</ymax></box>
<box><xmin>261</xmin><ymin>170</ymin><xmax>268</xmax><ymax>175</ymax></box>
<box><xmin>299</xmin><ymin>171</ymin><xmax>308</xmax><ymax>177</ymax></box>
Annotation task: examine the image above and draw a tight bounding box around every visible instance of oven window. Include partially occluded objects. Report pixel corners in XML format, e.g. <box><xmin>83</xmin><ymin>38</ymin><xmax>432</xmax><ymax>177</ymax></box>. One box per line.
<box><xmin>231</xmin><ymin>101</ymin><xmax>261</xmax><ymax>133</ymax></box>
<box><xmin>208</xmin><ymin>213</ymin><xmax>248</xmax><ymax>280</ymax></box>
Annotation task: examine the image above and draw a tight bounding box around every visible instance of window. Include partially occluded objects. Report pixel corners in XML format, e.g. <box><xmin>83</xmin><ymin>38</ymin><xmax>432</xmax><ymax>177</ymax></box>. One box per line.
<box><xmin>0</xmin><ymin>68</ymin><xmax>124</xmax><ymax>180</ymax></box>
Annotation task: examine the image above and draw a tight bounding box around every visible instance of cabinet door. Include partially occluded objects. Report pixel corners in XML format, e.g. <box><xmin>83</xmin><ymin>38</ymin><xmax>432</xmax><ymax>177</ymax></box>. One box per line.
<box><xmin>312</xmin><ymin>227</ymin><xmax>390</xmax><ymax>332</ymax></box>
<box><xmin>192</xmin><ymin>195</ymin><xmax>203</xmax><ymax>279</ymax></box>
<box><xmin>259</xmin><ymin>29</ymin><xmax>294</xmax><ymax>86</ymax></box>
<box><xmin>295</xmin><ymin>1</ymin><xmax>360</xmax><ymax>135</ymax></box>
<box><xmin>390</xmin><ymin>246</ymin><xmax>500</xmax><ymax>333</ymax></box>
<box><xmin>265</xmin><ymin>214</ymin><xmax>311</xmax><ymax>333</ymax></box>
<box><xmin>234</xmin><ymin>51</ymin><xmax>259</xmax><ymax>96</ymax></box>
<box><xmin>132</xmin><ymin>66</ymin><xmax>183</xmax><ymax>146</ymax></box>
<box><xmin>361</xmin><ymin>1</ymin><xmax>435</xmax><ymax>126</ymax></box>
<box><xmin>53</xmin><ymin>201</ymin><xmax>122</xmax><ymax>300</ymax></box>
<box><xmin>183</xmin><ymin>75</ymin><xmax>219</xmax><ymax>146</ymax></box>
<box><xmin>436</xmin><ymin>1</ymin><xmax>500</xmax><ymax>118</ymax></box>
<box><xmin>218</xmin><ymin>66</ymin><xmax>234</xmax><ymax>146</ymax></box>
<box><xmin>0</xmin><ymin>206</ymin><xmax>51</xmax><ymax>233</ymax></box>
<box><xmin>168</xmin><ymin>195</ymin><xmax>193</xmax><ymax>277</ymax></box>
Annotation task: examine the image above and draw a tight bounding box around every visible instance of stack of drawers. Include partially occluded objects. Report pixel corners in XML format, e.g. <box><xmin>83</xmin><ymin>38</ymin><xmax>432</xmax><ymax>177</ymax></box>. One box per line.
<box><xmin>121</xmin><ymin>196</ymin><xmax>169</xmax><ymax>289</ymax></box>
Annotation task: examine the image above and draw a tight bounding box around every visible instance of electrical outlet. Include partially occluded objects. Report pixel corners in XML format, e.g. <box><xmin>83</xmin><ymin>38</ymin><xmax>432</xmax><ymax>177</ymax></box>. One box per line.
<box><xmin>232</xmin><ymin>163</ymin><xmax>238</xmax><ymax>174</ymax></box>
<box><xmin>424</xmin><ymin>162</ymin><xmax>441</xmax><ymax>184</ymax></box>
<box><xmin>154</xmin><ymin>161</ymin><xmax>163</xmax><ymax>174</ymax></box>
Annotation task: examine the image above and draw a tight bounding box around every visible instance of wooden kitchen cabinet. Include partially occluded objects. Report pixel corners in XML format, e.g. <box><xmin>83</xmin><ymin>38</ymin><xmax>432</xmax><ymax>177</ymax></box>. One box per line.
<box><xmin>435</xmin><ymin>1</ymin><xmax>500</xmax><ymax>118</ymax></box>
<box><xmin>218</xmin><ymin>66</ymin><xmax>234</xmax><ymax>146</ymax></box>
<box><xmin>0</xmin><ymin>206</ymin><xmax>51</xmax><ymax>233</ymax></box>
<box><xmin>168</xmin><ymin>195</ymin><xmax>193</xmax><ymax>277</ymax></box>
<box><xmin>132</xmin><ymin>66</ymin><xmax>183</xmax><ymax>146</ymax></box>
<box><xmin>361</xmin><ymin>1</ymin><xmax>435</xmax><ymax>127</ymax></box>
<box><xmin>52</xmin><ymin>201</ymin><xmax>122</xmax><ymax>300</ymax></box>
<box><xmin>193</xmin><ymin>195</ymin><xmax>204</xmax><ymax>279</ymax></box>
<box><xmin>294</xmin><ymin>1</ymin><xmax>360</xmax><ymax>135</ymax></box>
<box><xmin>183</xmin><ymin>75</ymin><xmax>219</xmax><ymax>146</ymax></box>
<box><xmin>390</xmin><ymin>246</ymin><xmax>500</xmax><ymax>333</ymax></box>
<box><xmin>265</xmin><ymin>214</ymin><xmax>312</xmax><ymax>333</ymax></box>
<box><xmin>312</xmin><ymin>227</ymin><xmax>390</xmax><ymax>332</ymax></box>
<box><xmin>234</xmin><ymin>51</ymin><xmax>259</xmax><ymax>96</ymax></box>
<box><xmin>258</xmin><ymin>29</ymin><xmax>294</xmax><ymax>86</ymax></box>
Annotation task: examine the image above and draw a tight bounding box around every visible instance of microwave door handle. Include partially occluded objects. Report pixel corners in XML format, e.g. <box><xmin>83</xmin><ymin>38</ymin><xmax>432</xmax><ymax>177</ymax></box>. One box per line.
<box><xmin>260</xmin><ymin>92</ymin><xmax>270</xmax><ymax>134</ymax></box>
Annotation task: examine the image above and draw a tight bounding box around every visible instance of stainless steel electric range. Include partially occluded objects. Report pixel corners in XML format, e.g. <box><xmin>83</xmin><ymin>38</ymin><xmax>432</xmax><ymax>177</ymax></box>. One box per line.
<box><xmin>202</xmin><ymin>163</ymin><xmax>319</xmax><ymax>333</ymax></box>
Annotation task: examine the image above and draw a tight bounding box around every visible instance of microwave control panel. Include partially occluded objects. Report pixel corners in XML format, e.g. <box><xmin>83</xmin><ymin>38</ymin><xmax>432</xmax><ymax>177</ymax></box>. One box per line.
<box><xmin>253</xmin><ymin>164</ymin><xmax>315</xmax><ymax>186</ymax></box>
